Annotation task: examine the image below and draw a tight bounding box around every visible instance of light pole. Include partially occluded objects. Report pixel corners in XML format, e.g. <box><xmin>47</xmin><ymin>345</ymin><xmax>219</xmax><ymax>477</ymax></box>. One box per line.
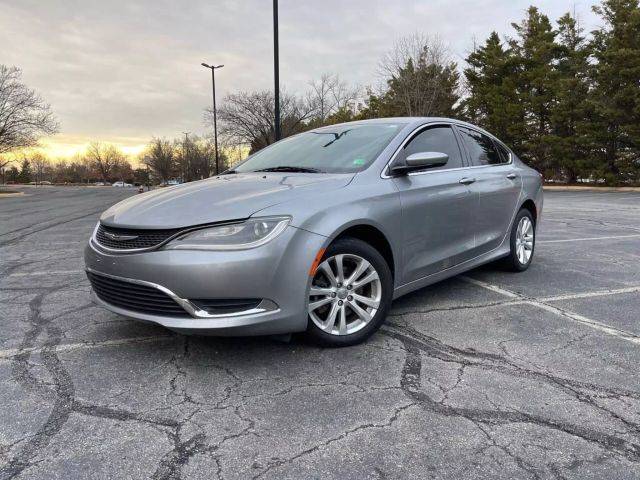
<box><xmin>273</xmin><ymin>0</ymin><xmax>281</xmax><ymax>141</ymax></box>
<box><xmin>201</xmin><ymin>63</ymin><xmax>224</xmax><ymax>176</ymax></box>
<box><xmin>182</xmin><ymin>131</ymin><xmax>190</xmax><ymax>182</ymax></box>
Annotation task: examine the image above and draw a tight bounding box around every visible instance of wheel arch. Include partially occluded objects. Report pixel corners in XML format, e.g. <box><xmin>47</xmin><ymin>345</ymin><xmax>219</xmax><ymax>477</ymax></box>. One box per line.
<box><xmin>520</xmin><ymin>199</ymin><xmax>538</xmax><ymax>225</ymax></box>
<box><xmin>330</xmin><ymin>223</ymin><xmax>396</xmax><ymax>282</ymax></box>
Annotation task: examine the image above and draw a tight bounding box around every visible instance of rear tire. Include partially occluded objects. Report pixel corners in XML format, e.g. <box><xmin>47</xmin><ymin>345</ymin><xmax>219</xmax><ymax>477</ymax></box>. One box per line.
<box><xmin>502</xmin><ymin>208</ymin><xmax>536</xmax><ymax>272</ymax></box>
<box><xmin>305</xmin><ymin>237</ymin><xmax>393</xmax><ymax>347</ymax></box>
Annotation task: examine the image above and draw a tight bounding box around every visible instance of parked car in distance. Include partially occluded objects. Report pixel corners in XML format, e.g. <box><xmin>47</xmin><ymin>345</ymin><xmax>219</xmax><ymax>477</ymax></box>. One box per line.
<box><xmin>94</xmin><ymin>182</ymin><xmax>110</xmax><ymax>186</ymax></box>
<box><xmin>112</xmin><ymin>181</ymin><xmax>133</xmax><ymax>187</ymax></box>
<box><xmin>85</xmin><ymin>117</ymin><xmax>543</xmax><ymax>347</ymax></box>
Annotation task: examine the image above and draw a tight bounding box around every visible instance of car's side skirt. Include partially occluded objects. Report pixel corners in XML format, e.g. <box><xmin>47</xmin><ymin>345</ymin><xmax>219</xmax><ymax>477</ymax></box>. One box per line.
<box><xmin>392</xmin><ymin>243</ymin><xmax>510</xmax><ymax>300</ymax></box>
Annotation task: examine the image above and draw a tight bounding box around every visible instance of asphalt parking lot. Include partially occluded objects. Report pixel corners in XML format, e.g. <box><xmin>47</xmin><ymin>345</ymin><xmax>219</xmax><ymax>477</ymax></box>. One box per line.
<box><xmin>1</xmin><ymin>185</ymin><xmax>639</xmax><ymax>480</ymax></box>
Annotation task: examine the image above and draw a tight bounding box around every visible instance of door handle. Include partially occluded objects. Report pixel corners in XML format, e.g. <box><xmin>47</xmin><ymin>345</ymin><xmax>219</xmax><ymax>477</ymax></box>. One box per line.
<box><xmin>506</xmin><ymin>173</ymin><xmax>517</xmax><ymax>180</ymax></box>
<box><xmin>459</xmin><ymin>177</ymin><xmax>476</xmax><ymax>185</ymax></box>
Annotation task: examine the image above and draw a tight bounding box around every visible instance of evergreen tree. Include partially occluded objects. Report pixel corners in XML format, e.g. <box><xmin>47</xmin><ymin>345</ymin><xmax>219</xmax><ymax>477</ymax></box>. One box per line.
<box><xmin>589</xmin><ymin>0</ymin><xmax>640</xmax><ymax>183</ymax></box>
<box><xmin>462</xmin><ymin>32</ymin><xmax>525</xmax><ymax>151</ymax></box>
<box><xmin>509</xmin><ymin>7</ymin><xmax>559</xmax><ymax>172</ymax></box>
<box><xmin>18</xmin><ymin>158</ymin><xmax>32</xmax><ymax>183</ymax></box>
<box><xmin>8</xmin><ymin>165</ymin><xmax>19</xmax><ymax>183</ymax></box>
<box><xmin>548</xmin><ymin>13</ymin><xmax>593</xmax><ymax>183</ymax></box>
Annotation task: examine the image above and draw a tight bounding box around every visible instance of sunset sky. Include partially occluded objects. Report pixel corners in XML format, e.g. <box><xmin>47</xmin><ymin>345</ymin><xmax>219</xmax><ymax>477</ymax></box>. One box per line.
<box><xmin>2</xmin><ymin>0</ymin><xmax>601</xmax><ymax>160</ymax></box>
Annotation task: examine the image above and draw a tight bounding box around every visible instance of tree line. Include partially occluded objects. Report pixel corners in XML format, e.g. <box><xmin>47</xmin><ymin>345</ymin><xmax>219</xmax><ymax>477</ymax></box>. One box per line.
<box><xmin>3</xmin><ymin>144</ymin><xmax>144</xmax><ymax>185</ymax></box>
<box><xmin>213</xmin><ymin>0</ymin><xmax>640</xmax><ymax>185</ymax></box>
<box><xmin>2</xmin><ymin>136</ymin><xmax>240</xmax><ymax>185</ymax></box>
<box><xmin>2</xmin><ymin>0</ymin><xmax>639</xmax><ymax>186</ymax></box>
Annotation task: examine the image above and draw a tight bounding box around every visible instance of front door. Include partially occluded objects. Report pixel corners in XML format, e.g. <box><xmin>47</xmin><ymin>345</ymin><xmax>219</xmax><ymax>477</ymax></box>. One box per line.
<box><xmin>391</xmin><ymin>124</ymin><xmax>476</xmax><ymax>284</ymax></box>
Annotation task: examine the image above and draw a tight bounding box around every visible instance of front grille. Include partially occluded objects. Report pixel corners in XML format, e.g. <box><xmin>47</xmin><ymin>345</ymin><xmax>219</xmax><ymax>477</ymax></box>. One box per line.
<box><xmin>87</xmin><ymin>272</ymin><xmax>189</xmax><ymax>317</ymax></box>
<box><xmin>95</xmin><ymin>224</ymin><xmax>182</xmax><ymax>250</ymax></box>
<box><xmin>190</xmin><ymin>299</ymin><xmax>261</xmax><ymax>315</ymax></box>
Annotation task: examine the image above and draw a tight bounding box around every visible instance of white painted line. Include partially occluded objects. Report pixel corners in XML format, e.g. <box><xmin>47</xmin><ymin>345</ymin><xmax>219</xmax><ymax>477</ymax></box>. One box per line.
<box><xmin>8</xmin><ymin>270</ymin><xmax>83</xmax><ymax>277</ymax></box>
<box><xmin>538</xmin><ymin>234</ymin><xmax>640</xmax><ymax>244</ymax></box>
<box><xmin>527</xmin><ymin>301</ymin><xmax>640</xmax><ymax>345</ymax></box>
<box><xmin>459</xmin><ymin>276</ymin><xmax>522</xmax><ymax>298</ymax></box>
<box><xmin>463</xmin><ymin>277</ymin><xmax>640</xmax><ymax>345</ymax></box>
<box><xmin>0</xmin><ymin>335</ymin><xmax>171</xmax><ymax>361</ymax></box>
<box><xmin>541</xmin><ymin>286</ymin><xmax>640</xmax><ymax>302</ymax></box>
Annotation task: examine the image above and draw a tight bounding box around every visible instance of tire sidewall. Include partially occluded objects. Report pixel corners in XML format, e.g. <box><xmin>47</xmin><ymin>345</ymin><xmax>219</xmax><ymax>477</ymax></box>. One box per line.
<box><xmin>305</xmin><ymin>237</ymin><xmax>393</xmax><ymax>347</ymax></box>
<box><xmin>510</xmin><ymin>209</ymin><xmax>535</xmax><ymax>271</ymax></box>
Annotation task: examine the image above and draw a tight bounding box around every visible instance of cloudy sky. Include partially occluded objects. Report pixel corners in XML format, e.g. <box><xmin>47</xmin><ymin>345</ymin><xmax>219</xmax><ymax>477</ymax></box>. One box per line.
<box><xmin>1</xmin><ymin>0</ymin><xmax>601</xmax><ymax>159</ymax></box>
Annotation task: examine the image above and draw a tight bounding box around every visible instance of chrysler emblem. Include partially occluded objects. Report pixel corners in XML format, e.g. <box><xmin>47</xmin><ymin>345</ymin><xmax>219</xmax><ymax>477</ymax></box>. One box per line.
<box><xmin>103</xmin><ymin>231</ymin><xmax>138</xmax><ymax>241</ymax></box>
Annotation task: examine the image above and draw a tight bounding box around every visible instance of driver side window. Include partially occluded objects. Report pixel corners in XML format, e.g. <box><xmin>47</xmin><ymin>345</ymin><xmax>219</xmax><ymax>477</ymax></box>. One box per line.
<box><xmin>400</xmin><ymin>125</ymin><xmax>464</xmax><ymax>171</ymax></box>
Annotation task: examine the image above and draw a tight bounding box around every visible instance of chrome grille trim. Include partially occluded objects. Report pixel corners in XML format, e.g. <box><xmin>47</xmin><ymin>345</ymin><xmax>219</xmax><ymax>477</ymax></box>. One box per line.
<box><xmin>93</xmin><ymin>223</ymin><xmax>183</xmax><ymax>253</ymax></box>
<box><xmin>86</xmin><ymin>268</ymin><xmax>277</xmax><ymax>319</ymax></box>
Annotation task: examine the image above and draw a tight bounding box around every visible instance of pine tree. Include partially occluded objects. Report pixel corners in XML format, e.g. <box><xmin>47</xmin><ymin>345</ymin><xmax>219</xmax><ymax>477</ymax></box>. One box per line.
<box><xmin>462</xmin><ymin>32</ymin><xmax>526</xmax><ymax>151</ymax></box>
<box><xmin>360</xmin><ymin>40</ymin><xmax>460</xmax><ymax>119</ymax></box>
<box><xmin>589</xmin><ymin>0</ymin><xmax>640</xmax><ymax>184</ymax></box>
<box><xmin>548</xmin><ymin>13</ymin><xmax>592</xmax><ymax>183</ymax></box>
<box><xmin>18</xmin><ymin>158</ymin><xmax>32</xmax><ymax>183</ymax></box>
<box><xmin>8</xmin><ymin>165</ymin><xmax>19</xmax><ymax>183</ymax></box>
<box><xmin>509</xmin><ymin>7</ymin><xmax>559</xmax><ymax>172</ymax></box>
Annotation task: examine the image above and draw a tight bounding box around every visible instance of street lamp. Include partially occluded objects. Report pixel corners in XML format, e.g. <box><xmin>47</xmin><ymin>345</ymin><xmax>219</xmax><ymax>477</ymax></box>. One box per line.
<box><xmin>201</xmin><ymin>62</ymin><xmax>224</xmax><ymax>176</ymax></box>
<box><xmin>273</xmin><ymin>0</ymin><xmax>281</xmax><ymax>141</ymax></box>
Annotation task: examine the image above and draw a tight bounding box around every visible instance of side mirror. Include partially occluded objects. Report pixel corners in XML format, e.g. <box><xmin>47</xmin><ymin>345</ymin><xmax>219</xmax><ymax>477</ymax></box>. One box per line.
<box><xmin>390</xmin><ymin>151</ymin><xmax>449</xmax><ymax>175</ymax></box>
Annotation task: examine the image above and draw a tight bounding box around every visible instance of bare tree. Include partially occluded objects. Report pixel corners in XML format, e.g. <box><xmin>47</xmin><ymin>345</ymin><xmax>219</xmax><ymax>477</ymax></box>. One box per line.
<box><xmin>0</xmin><ymin>158</ymin><xmax>13</xmax><ymax>171</ymax></box>
<box><xmin>142</xmin><ymin>138</ymin><xmax>176</xmax><ymax>184</ymax></box>
<box><xmin>307</xmin><ymin>74</ymin><xmax>360</xmax><ymax>123</ymax></box>
<box><xmin>174</xmin><ymin>135</ymin><xmax>217</xmax><ymax>182</ymax></box>
<box><xmin>84</xmin><ymin>142</ymin><xmax>126</xmax><ymax>182</ymax></box>
<box><xmin>210</xmin><ymin>90</ymin><xmax>314</xmax><ymax>153</ymax></box>
<box><xmin>0</xmin><ymin>65</ymin><xmax>59</xmax><ymax>154</ymax></box>
<box><xmin>30</xmin><ymin>152</ymin><xmax>50</xmax><ymax>185</ymax></box>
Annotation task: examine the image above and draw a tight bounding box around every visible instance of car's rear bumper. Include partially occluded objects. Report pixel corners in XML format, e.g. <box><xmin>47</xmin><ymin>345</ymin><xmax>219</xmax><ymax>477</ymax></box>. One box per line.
<box><xmin>84</xmin><ymin>225</ymin><xmax>327</xmax><ymax>336</ymax></box>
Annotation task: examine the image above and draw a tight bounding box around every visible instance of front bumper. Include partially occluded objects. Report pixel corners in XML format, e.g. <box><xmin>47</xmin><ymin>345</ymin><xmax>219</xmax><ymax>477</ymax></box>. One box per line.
<box><xmin>84</xmin><ymin>225</ymin><xmax>327</xmax><ymax>336</ymax></box>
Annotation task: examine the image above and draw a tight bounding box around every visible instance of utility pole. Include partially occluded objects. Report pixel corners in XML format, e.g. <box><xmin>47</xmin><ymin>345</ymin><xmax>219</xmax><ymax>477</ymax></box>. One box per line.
<box><xmin>273</xmin><ymin>0</ymin><xmax>281</xmax><ymax>141</ymax></box>
<box><xmin>182</xmin><ymin>132</ymin><xmax>190</xmax><ymax>183</ymax></box>
<box><xmin>201</xmin><ymin>63</ymin><xmax>224</xmax><ymax>175</ymax></box>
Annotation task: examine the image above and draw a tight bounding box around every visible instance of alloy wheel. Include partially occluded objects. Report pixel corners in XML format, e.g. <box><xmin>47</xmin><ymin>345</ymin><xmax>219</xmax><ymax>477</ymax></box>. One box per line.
<box><xmin>515</xmin><ymin>216</ymin><xmax>534</xmax><ymax>265</ymax></box>
<box><xmin>308</xmin><ymin>254</ymin><xmax>382</xmax><ymax>336</ymax></box>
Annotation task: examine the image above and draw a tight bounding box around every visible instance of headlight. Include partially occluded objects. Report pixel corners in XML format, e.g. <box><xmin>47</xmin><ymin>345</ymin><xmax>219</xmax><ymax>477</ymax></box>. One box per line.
<box><xmin>164</xmin><ymin>216</ymin><xmax>291</xmax><ymax>251</ymax></box>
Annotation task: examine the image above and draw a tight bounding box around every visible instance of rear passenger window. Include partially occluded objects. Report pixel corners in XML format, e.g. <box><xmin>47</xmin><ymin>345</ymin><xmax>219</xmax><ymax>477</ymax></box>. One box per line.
<box><xmin>458</xmin><ymin>127</ymin><xmax>503</xmax><ymax>166</ymax></box>
<box><xmin>401</xmin><ymin>125</ymin><xmax>463</xmax><ymax>170</ymax></box>
<box><xmin>495</xmin><ymin>142</ymin><xmax>511</xmax><ymax>163</ymax></box>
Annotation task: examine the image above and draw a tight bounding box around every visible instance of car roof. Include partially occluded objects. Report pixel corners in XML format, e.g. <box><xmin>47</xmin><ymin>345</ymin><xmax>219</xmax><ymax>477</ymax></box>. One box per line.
<box><xmin>310</xmin><ymin>117</ymin><xmax>504</xmax><ymax>144</ymax></box>
<box><xmin>312</xmin><ymin>117</ymin><xmax>481</xmax><ymax>131</ymax></box>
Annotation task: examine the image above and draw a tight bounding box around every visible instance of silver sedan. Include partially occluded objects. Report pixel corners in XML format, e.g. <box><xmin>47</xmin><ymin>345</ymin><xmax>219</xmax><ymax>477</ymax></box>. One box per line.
<box><xmin>85</xmin><ymin>118</ymin><xmax>542</xmax><ymax>346</ymax></box>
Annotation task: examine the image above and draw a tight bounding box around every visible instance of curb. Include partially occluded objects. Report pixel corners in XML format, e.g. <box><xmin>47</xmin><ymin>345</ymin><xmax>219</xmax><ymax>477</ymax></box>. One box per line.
<box><xmin>543</xmin><ymin>186</ymin><xmax>640</xmax><ymax>192</ymax></box>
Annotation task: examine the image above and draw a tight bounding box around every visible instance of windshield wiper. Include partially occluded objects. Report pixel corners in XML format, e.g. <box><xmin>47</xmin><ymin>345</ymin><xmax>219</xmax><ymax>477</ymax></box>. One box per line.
<box><xmin>253</xmin><ymin>166</ymin><xmax>324</xmax><ymax>173</ymax></box>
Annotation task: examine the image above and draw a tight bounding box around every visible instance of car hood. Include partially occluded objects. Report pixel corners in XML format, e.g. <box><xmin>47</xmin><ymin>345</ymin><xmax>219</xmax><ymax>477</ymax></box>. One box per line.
<box><xmin>99</xmin><ymin>172</ymin><xmax>354</xmax><ymax>229</ymax></box>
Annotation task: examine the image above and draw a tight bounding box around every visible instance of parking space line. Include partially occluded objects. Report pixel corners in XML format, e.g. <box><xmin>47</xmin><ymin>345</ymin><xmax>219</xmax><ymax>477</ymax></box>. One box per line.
<box><xmin>540</xmin><ymin>286</ymin><xmax>640</xmax><ymax>302</ymax></box>
<box><xmin>461</xmin><ymin>277</ymin><xmax>640</xmax><ymax>345</ymax></box>
<box><xmin>0</xmin><ymin>335</ymin><xmax>172</xmax><ymax>361</ymax></box>
<box><xmin>459</xmin><ymin>276</ymin><xmax>521</xmax><ymax>298</ymax></box>
<box><xmin>526</xmin><ymin>301</ymin><xmax>640</xmax><ymax>345</ymax></box>
<box><xmin>538</xmin><ymin>234</ymin><xmax>640</xmax><ymax>244</ymax></box>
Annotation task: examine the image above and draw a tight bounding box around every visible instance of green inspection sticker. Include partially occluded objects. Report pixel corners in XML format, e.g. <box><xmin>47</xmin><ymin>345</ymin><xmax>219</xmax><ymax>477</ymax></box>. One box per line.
<box><xmin>352</xmin><ymin>158</ymin><xmax>366</xmax><ymax>165</ymax></box>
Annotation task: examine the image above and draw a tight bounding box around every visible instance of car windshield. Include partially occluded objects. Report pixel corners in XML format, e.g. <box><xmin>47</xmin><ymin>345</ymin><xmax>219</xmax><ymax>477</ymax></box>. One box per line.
<box><xmin>233</xmin><ymin>123</ymin><xmax>406</xmax><ymax>174</ymax></box>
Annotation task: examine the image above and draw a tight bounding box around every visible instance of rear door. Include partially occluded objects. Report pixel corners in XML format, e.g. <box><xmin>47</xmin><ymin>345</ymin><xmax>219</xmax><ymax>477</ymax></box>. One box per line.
<box><xmin>455</xmin><ymin>126</ymin><xmax>522</xmax><ymax>256</ymax></box>
<box><xmin>391</xmin><ymin>124</ymin><xmax>476</xmax><ymax>284</ymax></box>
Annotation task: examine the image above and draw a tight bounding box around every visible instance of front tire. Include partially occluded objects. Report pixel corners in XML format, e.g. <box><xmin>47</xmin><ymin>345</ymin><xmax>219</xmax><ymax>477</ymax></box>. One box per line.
<box><xmin>503</xmin><ymin>208</ymin><xmax>536</xmax><ymax>272</ymax></box>
<box><xmin>305</xmin><ymin>237</ymin><xmax>393</xmax><ymax>347</ymax></box>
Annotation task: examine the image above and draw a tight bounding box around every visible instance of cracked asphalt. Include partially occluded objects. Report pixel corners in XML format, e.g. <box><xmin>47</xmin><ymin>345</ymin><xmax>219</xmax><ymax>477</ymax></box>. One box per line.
<box><xmin>1</xmin><ymin>185</ymin><xmax>640</xmax><ymax>479</ymax></box>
